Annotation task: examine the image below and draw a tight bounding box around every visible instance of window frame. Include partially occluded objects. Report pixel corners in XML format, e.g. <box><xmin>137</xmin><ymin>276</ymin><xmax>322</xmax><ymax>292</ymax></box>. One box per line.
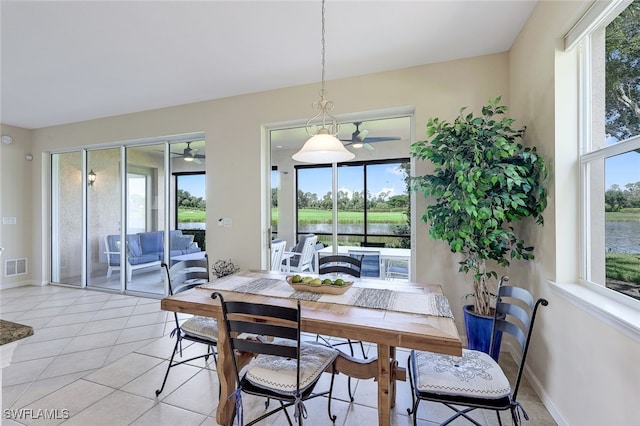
<box><xmin>578</xmin><ymin>1</ymin><xmax>640</xmax><ymax>309</ymax></box>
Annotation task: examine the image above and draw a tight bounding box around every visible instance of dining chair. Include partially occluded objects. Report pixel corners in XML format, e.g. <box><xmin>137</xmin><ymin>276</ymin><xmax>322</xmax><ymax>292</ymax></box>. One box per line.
<box><xmin>406</xmin><ymin>278</ymin><xmax>549</xmax><ymax>426</ymax></box>
<box><xmin>270</xmin><ymin>239</ymin><xmax>287</xmax><ymax>271</ymax></box>
<box><xmin>317</xmin><ymin>254</ymin><xmax>367</xmax><ymax>401</ymax></box>
<box><xmin>155</xmin><ymin>255</ymin><xmax>218</xmax><ymax>396</ymax></box>
<box><xmin>211</xmin><ymin>292</ymin><xmax>339</xmax><ymax>426</ymax></box>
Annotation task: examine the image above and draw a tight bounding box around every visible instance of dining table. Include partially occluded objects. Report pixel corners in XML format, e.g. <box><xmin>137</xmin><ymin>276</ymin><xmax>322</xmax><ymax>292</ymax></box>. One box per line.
<box><xmin>160</xmin><ymin>270</ymin><xmax>461</xmax><ymax>426</ymax></box>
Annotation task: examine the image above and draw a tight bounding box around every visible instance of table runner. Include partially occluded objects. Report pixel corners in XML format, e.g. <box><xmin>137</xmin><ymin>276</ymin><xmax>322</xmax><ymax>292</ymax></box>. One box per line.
<box><xmin>200</xmin><ymin>275</ymin><xmax>453</xmax><ymax>318</ymax></box>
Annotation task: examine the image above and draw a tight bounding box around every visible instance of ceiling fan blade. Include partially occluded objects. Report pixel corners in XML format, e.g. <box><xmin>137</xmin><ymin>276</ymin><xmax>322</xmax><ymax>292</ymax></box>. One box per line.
<box><xmin>364</xmin><ymin>143</ymin><xmax>375</xmax><ymax>150</ymax></box>
<box><xmin>192</xmin><ymin>157</ymin><xmax>202</xmax><ymax>164</ymax></box>
<box><xmin>361</xmin><ymin>136</ymin><xmax>402</xmax><ymax>143</ymax></box>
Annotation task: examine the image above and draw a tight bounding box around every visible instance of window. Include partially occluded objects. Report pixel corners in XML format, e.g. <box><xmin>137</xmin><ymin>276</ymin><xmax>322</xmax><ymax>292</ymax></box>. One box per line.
<box><xmin>175</xmin><ymin>172</ymin><xmax>206</xmax><ymax>250</ymax></box>
<box><xmin>295</xmin><ymin>158</ymin><xmax>410</xmax><ymax>248</ymax></box>
<box><xmin>580</xmin><ymin>0</ymin><xmax>640</xmax><ymax>302</ymax></box>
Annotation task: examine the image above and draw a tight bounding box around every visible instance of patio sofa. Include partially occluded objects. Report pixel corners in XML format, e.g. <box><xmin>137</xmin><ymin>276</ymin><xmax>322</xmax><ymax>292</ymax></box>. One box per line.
<box><xmin>104</xmin><ymin>230</ymin><xmax>201</xmax><ymax>281</ymax></box>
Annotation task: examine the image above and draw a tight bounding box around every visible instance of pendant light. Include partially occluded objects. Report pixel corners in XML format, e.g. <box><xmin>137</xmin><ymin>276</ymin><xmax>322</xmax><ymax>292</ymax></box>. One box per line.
<box><xmin>292</xmin><ymin>0</ymin><xmax>355</xmax><ymax>164</ymax></box>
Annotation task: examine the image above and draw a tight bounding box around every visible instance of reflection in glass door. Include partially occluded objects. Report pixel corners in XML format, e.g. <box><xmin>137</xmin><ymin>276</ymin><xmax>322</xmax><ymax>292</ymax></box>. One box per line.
<box><xmin>125</xmin><ymin>144</ymin><xmax>166</xmax><ymax>295</ymax></box>
<box><xmin>87</xmin><ymin>148</ymin><xmax>122</xmax><ymax>290</ymax></box>
<box><xmin>51</xmin><ymin>152</ymin><xmax>84</xmax><ymax>286</ymax></box>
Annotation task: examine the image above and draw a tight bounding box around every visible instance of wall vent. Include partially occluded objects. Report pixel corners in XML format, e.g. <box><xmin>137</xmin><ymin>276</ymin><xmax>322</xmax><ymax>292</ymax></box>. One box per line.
<box><xmin>4</xmin><ymin>258</ymin><xmax>28</xmax><ymax>277</ymax></box>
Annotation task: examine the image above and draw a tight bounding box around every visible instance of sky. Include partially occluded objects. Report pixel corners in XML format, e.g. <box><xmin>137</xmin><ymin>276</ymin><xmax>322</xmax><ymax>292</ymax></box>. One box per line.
<box><xmin>178</xmin><ymin>174</ymin><xmax>206</xmax><ymax>199</ymax></box>
<box><xmin>294</xmin><ymin>163</ymin><xmax>407</xmax><ymax>199</ymax></box>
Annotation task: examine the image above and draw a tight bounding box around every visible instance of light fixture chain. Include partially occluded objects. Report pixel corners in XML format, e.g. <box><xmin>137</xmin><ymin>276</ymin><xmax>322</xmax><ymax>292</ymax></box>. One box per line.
<box><xmin>320</xmin><ymin>0</ymin><xmax>326</xmax><ymax>98</ymax></box>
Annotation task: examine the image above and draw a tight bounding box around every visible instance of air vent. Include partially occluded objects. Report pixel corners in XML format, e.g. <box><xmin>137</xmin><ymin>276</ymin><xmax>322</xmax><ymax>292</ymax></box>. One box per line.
<box><xmin>4</xmin><ymin>258</ymin><xmax>27</xmax><ymax>277</ymax></box>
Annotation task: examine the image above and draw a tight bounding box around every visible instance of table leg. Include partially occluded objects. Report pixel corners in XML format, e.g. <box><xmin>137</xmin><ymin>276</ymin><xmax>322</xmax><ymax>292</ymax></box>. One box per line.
<box><xmin>216</xmin><ymin>315</ymin><xmax>236</xmax><ymax>425</ymax></box>
<box><xmin>377</xmin><ymin>343</ymin><xmax>392</xmax><ymax>426</ymax></box>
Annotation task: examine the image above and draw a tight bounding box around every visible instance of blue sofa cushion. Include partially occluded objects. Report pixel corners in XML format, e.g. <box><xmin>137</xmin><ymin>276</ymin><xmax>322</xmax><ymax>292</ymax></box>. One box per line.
<box><xmin>126</xmin><ymin>236</ymin><xmax>143</xmax><ymax>257</ymax></box>
<box><xmin>172</xmin><ymin>235</ymin><xmax>193</xmax><ymax>251</ymax></box>
<box><xmin>129</xmin><ymin>253</ymin><xmax>161</xmax><ymax>265</ymax></box>
<box><xmin>139</xmin><ymin>231</ymin><xmax>164</xmax><ymax>255</ymax></box>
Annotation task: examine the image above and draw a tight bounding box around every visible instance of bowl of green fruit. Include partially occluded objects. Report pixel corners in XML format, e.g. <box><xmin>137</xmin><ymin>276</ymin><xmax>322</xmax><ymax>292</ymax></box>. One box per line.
<box><xmin>286</xmin><ymin>275</ymin><xmax>353</xmax><ymax>295</ymax></box>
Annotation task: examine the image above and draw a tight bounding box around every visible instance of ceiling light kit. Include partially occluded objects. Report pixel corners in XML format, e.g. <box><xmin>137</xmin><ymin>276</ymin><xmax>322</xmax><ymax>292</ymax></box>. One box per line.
<box><xmin>292</xmin><ymin>0</ymin><xmax>355</xmax><ymax>164</ymax></box>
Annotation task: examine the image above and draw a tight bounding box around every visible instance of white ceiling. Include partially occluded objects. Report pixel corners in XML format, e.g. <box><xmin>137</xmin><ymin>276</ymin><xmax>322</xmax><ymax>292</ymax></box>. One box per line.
<box><xmin>1</xmin><ymin>0</ymin><xmax>537</xmax><ymax>130</ymax></box>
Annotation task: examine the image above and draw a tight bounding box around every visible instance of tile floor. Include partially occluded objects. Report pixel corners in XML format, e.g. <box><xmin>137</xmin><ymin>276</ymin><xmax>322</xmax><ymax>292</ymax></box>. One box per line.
<box><xmin>1</xmin><ymin>285</ymin><xmax>557</xmax><ymax>425</ymax></box>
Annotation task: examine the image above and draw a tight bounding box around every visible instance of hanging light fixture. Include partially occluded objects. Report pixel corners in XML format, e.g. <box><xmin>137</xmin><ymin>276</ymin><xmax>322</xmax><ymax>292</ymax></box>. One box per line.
<box><xmin>292</xmin><ymin>0</ymin><xmax>354</xmax><ymax>164</ymax></box>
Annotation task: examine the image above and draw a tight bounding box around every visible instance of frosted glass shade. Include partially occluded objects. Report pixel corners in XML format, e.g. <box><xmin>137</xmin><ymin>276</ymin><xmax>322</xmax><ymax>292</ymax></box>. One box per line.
<box><xmin>292</xmin><ymin>133</ymin><xmax>355</xmax><ymax>163</ymax></box>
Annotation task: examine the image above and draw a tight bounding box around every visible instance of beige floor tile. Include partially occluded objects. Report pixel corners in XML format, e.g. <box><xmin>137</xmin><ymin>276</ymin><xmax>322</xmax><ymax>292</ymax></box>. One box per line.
<box><xmin>37</xmin><ymin>347</ymin><xmax>111</xmax><ymax>380</ymax></box>
<box><xmin>83</xmin><ymin>352</ymin><xmax>162</xmax><ymax>389</ymax></box>
<box><xmin>162</xmin><ymin>368</ymin><xmax>220</xmax><ymax>415</ymax></box>
<box><xmin>16</xmin><ymin>306</ymin><xmax>66</xmax><ymax>321</ymax></box>
<box><xmin>125</xmin><ymin>311</ymin><xmax>169</xmax><ymax>328</ymax></box>
<box><xmin>59</xmin><ymin>330</ymin><xmax>121</xmax><ymax>355</ymax></box>
<box><xmin>59</xmin><ymin>301</ymin><xmax>105</xmax><ymax>315</ymax></box>
<box><xmin>121</xmin><ymin>360</ymin><xmax>201</xmax><ymax>400</ymax></box>
<box><xmin>22</xmin><ymin>323</ymin><xmax>84</xmax><ymax>344</ymax></box>
<box><xmin>134</xmin><ymin>334</ymin><xmax>187</xmax><ymax>359</ymax></box>
<box><xmin>44</xmin><ymin>312</ymin><xmax>96</xmax><ymax>328</ymax></box>
<box><xmin>8</xmin><ymin>372</ymin><xmax>86</xmax><ymax>410</ymax></box>
<box><xmin>2</xmin><ymin>357</ymin><xmax>55</xmax><ymax>387</ymax></box>
<box><xmin>11</xmin><ymin>338</ymin><xmax>73</xmax><ymax>363</ymax></box>
<box><xmin>62</xmin><ymin>390</ymin><xmax>155</xmax><ymax>426</ymax></box>
<box><xmin>2</xmin><ymin>382</ymin><xmax>30</xmax><ymax>410</ymax></box>
<box><xmin>131</xmin><ymin>302</ymin><xmax>163</xmax><ymax>316</ymax></box>
<box><xmin>77</xmin><ymin>316</ymin><xmax>129</xmax><ymax>336</ymax></box>
<box><xmin>100</xmin><ymin>297</ymin><xmax>140</xmax><ymax>310</ymax></box>
<box><xmin>17</xmin><ymin>379</ymin><xmax>113</xmax><ymax>426</ymax></box>
<box><xmin>104</xmin><ymin>339</ymin><xmax>159</xmax><ymax>365</ymax></box>
<box><xmin>116</xmin><ymin>323</ymin><xmax>165</xmax><ymax>345</ymax></box>
<box><xmin>90</xmin><ymin>305</ymin><xmax>136</xmax><ymax>321</ymax></box>
<box><xmin>130</xmin><ymin>402</ymin><xmax>208</xmax><ymax>426</ymax></box>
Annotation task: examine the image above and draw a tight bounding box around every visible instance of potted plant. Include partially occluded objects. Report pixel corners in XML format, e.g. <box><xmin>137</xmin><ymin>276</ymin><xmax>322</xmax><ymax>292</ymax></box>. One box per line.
<box><xmin>411</xmin><ymin>97</ymin><xmax>547</xmax><ymax>359</ymax></box>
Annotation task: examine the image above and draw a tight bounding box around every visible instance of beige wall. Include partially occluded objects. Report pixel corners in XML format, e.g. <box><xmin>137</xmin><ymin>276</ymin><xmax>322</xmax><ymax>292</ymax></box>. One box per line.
<box><xmin>0</xmin><ymin>124</ymin><xmax>35</xmax><ymax>288</ymax></box>
<box><xmin>2</xmin><ymin>1</ymin><xmax>638</xmax><ymax>422</ymax></box>
<box><xmin>509</xmin><ymin>1</ymin><xmax>638</xmax><ymax>425</ymax></box>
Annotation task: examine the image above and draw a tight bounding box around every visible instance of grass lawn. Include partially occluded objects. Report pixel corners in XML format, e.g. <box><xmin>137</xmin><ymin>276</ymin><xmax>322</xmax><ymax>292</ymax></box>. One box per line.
<box><xmin>178</xmin><ymin>208</ymin><xmax>205</xmax><ymax>222</ymax></box>
<box><xmin>273</xmin><ymin>208</ymin><xmax>407</xmax><ymax>224</ymax></box>
<box><xmin>605</xmin><ymin>211</ymin><xmax>640</xmax><ymax>222</ymax></box>
<box><xmin>606</xmin><ymin>253</ymin><xmax>640</xmax><ymax>285</ymax></box>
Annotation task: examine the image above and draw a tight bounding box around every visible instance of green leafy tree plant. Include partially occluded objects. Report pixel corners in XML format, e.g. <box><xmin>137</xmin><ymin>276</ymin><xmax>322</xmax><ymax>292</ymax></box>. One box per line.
<box><xmin>411</xmin><ymin>97</ymin><xmax>548</xmax><ymax>316</ymax></box>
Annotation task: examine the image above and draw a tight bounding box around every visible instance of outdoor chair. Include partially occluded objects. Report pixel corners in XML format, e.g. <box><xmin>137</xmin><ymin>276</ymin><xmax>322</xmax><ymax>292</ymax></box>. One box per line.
<box><xmin>348</xmin><ymin>249</ymin><xmax>381</xmax><ymax>278</ymax></box>
<box><xmin>317</xmin><ymin>254</ymin><xmax>368</xmax><ymax>401</ymax></box>
<box><xmin>287</xmin><ymin>234</ymin><xmax>318</xmax><ymax>273</ymax></box>
<box><xmin>270</xmin><ymin>239</ymin><xmax>287</xmax><ymax>271</ymax></box>
<box><xmin>211</xmin><ymin>292</ymin><xmax>339</xmax><ymax>426</ymax></box>
<box><xmin>155</xmin><ymin>255</ymin><xmax>218</xmax><ymax>396</ymax></box>
<box><xmin>385</xmin><ymin>258</ymin><xmax>409</xmax><ymax>280</ymax></box>
<box><xmin>406</xmin><ymin>277</ymin><xmax>549</xmax><ymax>425</ymax></box>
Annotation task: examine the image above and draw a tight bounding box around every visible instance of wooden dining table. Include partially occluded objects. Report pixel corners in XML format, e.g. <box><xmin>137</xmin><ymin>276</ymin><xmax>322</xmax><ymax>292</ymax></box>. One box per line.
<box><xmin>160</xmin><ymin>270</ymin><xmax>462</xmax><ymax>426</ymax></box>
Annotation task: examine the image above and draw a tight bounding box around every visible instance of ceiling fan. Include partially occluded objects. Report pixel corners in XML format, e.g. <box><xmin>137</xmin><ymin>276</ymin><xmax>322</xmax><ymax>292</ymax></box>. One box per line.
<box><xmin>340</xmin><ymin>122</ymin><xmax>401</xmax><ymax>150</ymax></box>
<box><xmin>170</xmin><ymin>141</ymin><xmax>205</xmax><ymax>164</ymax></box>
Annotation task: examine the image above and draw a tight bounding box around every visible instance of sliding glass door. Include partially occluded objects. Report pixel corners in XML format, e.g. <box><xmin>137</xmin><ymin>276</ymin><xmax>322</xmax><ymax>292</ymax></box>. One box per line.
<box><xmin>51</xmin><ymin>152</ymin><xmax>84</xmax><ymax>286</ymax></box>
<box><xmin>50</xmin><ymin>135</ymin><xmax>206</xmax><ymax>295</ymax></box>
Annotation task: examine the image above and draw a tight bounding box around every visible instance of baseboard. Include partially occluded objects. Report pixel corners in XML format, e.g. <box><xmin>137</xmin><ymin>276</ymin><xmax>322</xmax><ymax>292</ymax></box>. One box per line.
<box><xmin>505</xmin><ymin>343</ymin><xmax>569</xmax><ymax>426</ymax></box>
<box><xmin>0</xmin><ymin>279</ymin><xmax>45</xmax><ymax>290</ymax></box>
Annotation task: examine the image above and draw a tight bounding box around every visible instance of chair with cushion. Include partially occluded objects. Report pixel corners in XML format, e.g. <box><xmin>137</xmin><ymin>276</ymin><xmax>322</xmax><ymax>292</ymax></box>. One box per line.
<box><xmin>348</xmin><ymin>249</ymin><xmax>381</xmax><ymax>278</ymax></box>
<box><xmin>155</xmin><ymin>255</ymin><xmax>218</xmax><ymax>396</ymax></box>
<box><xmin>406</xmin><ymin>277</ymin><xmax>549</xmax><ymax>426</ymax></box>
<box><xmin>270</xmin><ymin>239</ymin><xmax>287</xmax><ymax>272</ymax></box>
<box><xmin>317</xmin><ymin>254</ymin><xmax>367</xmax><ymax>401</ymax></box>
<box><xmin>287</xmin><ymin>234</ymin><xmax>318</xmax><ymax>273</ymax></box>
<box><xmin>211</xmin><ymin>292</ymin><xmax>339</xmax><ymax>426</ymax></box>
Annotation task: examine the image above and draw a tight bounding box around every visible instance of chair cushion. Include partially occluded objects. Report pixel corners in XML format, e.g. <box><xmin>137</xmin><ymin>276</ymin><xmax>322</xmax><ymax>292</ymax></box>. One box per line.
<box><xmin>412</xmin><ymin>349</ymin><xmax>511</xmax><ymax>399</ymax></box>
<box><xmin>128</xmin><ymin>253</ymin><xmax>159</xmax><ymax>265</ymax></box>
<box><xmin>181</xmin><ymin>316</ymin><xmax>219</xmax><ymax>341</ymax></box>
<box><xmin>172</xmin><ymin>234</ymin><xmax>194</xmax><ymax>251</ymax></box>
<box><xmin>244</xmin><ymin>342</ymin><xmax>338</xmax><ymax>394</ymax></box>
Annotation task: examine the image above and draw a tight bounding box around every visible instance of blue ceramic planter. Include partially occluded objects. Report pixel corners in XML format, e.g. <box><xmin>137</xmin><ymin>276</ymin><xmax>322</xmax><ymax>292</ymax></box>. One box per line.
<box><xmin>463</xmin><ymin>304</ymin><xmax>502</xmax><ymax>361</ymax></box>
